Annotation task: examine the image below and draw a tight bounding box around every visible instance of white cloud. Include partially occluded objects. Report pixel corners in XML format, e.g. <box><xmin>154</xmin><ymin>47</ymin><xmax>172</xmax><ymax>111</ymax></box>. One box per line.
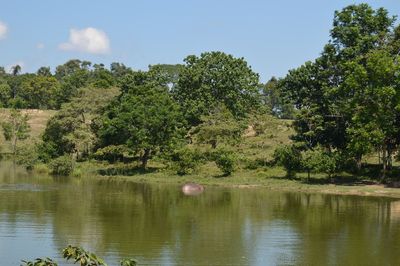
<box><xmin>37</xmin><ymin>43</ymin><xmax>45</xmax><ymax>49</ymax></box>
<box><xmin>59</xmin><ymin>27</ymin><xmax>110</xmax><ymax>54</ymax></box>
<box><xmin>0</xmin><ymin>21</ymin><xmax>8</xmax><ymax>39</ymax></box>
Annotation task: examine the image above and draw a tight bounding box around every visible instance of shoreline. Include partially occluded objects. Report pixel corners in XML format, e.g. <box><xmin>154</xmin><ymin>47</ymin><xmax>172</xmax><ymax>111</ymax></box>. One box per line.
<box><xmin>87</xmin><ymin>167</ymin><xmax>400</xmax><ymax>199</ymax></box>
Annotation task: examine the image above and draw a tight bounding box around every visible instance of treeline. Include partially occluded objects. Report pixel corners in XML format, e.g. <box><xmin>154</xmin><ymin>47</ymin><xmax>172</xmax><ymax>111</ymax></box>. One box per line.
<box><xmin>3</xmin><ymin>3</ymin><xmax>400</xmax><ymax>182</ymax></box>
<box><xmin>0</xmin><ymin>60</ymin><xmax>133</xmax><ymax>109</ymax></box>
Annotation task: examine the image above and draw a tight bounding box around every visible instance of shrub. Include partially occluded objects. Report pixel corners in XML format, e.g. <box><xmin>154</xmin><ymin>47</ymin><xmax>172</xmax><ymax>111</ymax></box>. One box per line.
<box><xmin>49</xmin><ymin>156</ymin><xmax>74</xmax><ymax>176</ymax></box>
<box><xmin>16</xmin><ymin>145</ymin><xmax>38</xmax><ymax>170</ymax></box>
<box><xmin>170</xmin><ymin>147</ymin><xmax>203</xmax><ymax>175</ymax></box>
<box><xmin>302</xmin><ymin>148</ymin><xmax>338</xmax><ymax>179</ymax></box>
<box><xmin>273</xmin><ymin>145</ymin><xmax>302</xmax><ymax>177</ymax></box>
<box><xmin>213</xmin><ymin>149</ymin><xmax>237</xmax><ymax>176</ymax></box>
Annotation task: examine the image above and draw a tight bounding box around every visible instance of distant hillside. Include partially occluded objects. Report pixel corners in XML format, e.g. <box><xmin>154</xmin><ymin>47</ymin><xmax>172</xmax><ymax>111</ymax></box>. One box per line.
<box><xmin>0</xmin><ymin>109</ymin><xmax>56</xmax><ymax>153</ymax></box>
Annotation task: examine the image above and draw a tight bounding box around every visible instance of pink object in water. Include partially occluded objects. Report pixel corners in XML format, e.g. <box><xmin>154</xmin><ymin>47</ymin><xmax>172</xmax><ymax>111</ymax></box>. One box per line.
<box><xmin>182</xmin><ymin>183</ymin><xmax>204</xmax><ymax>196</ymax></box>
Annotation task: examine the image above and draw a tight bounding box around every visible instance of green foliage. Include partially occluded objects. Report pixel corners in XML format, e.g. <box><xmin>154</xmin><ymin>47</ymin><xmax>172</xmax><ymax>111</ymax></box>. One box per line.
<box><xmin>93</xmin><ymin>145</ymin><xmax>131</xmax><ymax>163</ymax></box>
<box><xmin>1</xmin><ymin>109</ymin><xmax>30</xmax><ymax>155</ymax></box>
<box><xmin>273</xmin><ymin>145</ymin><xmax>302</xmax><ymax>177</ymax></box>
<box><xmin>173</xmin><ymin>51</ymin><xmax>260</xmax><ymax>125</ymax></box>
<box><xmin>191</xmin><ymin>105</ymin><xmax>245</xmax><ymax>148</ymax></box>
<box><xmin>213</xmin><ymin>149</ymin><xmax>237</xmax><ymax>176</ymax></box>
<box><xmin>49</xmin><ymin>156</ymin><xmax>74</xmax><ymax>176</ymax></box>
<box><xmin>41</xmin><ymin>87</ymin><xmax>120</xmax><ymax>160</ymax></box>
<box><xmin>15</xmin><ymin>145</ymin><xmax>38</xmax><ymax>170</ymax></box>
<box><xmin>22</xmin><ymin>245</ymin><xmax>137</xmax><ymax>266</ymax></box>
<box><xmin>302</xmin><ymin>148</ymin><xmax>338</xmax><ymax>178</ymax></box>
<box><xmin>21</xmin><ymin>258</ymin><xmax>58</xmax><ymax>266</ymax></box>
<box><xmin>95</xmin><ymin>70</ymin><xmax>185</xmax><ymax>168</ymax></box>
<box><xmin>279</xmin><ymin>3</ymin><xmax>400</xmax><ymax>176</ymax></box>
<box><xmin>263</xmin><ymin>77</ymin><xmax>295</xmax><ymax>119</ymax></box>
<box><xmin>169</xmin><ymin>147</ymin><xmax>203</xmax><ymax>175</ymax></box>
<box><xmin>120</xmin><ymin>259</ymin><xmax>137</xmax><ymax>266</ymax></box>
<box><xmin>19</xmin><ymin>76</ymin><xmax>60</xmax><ymax>109</ymax></box>
<box><xmin>62</xmin><ymin>245</ymin><xmax>107</xmax><ymax>266</ymax></box>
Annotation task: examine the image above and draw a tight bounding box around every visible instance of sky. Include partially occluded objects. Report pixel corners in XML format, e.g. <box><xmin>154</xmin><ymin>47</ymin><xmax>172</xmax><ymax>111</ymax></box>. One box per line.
<box><xmin>0</xmin><ymin>0</ymin><xmax>399</xmax><ymax>82</ymax></box>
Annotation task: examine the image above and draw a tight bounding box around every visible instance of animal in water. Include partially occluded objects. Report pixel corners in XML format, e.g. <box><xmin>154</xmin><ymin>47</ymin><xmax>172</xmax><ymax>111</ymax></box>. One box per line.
<box><xmin>181</xmin><ymin>183</ymin><xmax>204</xmax><ymax>196</ymax></box>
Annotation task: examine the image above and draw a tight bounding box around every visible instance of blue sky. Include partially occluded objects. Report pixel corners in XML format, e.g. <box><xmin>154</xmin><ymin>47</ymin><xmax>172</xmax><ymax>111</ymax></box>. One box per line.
<box><xmin>0</xmin><ymin>0</ymin><xmax>399</xmax><ymax>81</ymax></box>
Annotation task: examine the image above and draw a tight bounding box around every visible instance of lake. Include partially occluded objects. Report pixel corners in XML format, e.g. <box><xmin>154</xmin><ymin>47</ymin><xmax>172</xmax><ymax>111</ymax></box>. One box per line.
<box><xmin>0</xmin><ymin>162</ymin><xmax>400</xmax><ymax>265</ymax></box>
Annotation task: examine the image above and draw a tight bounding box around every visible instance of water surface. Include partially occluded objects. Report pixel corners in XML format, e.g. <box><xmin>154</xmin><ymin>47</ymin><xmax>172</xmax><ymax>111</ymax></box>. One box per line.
<box><xmin>0</xmin><ymin>162</ymin><xmax>399</xmax><ymax>265</ymax></box>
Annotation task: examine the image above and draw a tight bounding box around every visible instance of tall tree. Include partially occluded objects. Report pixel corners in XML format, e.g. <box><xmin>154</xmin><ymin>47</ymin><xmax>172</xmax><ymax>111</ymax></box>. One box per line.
<box><xmin>94</xmin><ymin>72</ymin><xmax>185</xmax><ymax>168</ymax></box>
<box><xmin>173</xmin><ymin>51</ymin><xmax>260</xmax><ymax>125</ymax></box>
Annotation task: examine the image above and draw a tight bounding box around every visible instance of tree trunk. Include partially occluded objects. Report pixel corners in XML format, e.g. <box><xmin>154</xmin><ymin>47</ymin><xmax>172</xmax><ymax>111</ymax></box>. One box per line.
<box><xmin>355</xmin><ymin>154</ymin><xmax>362</xmax><ymax>171</ymax></box>
<box><xmin>381</xmin><ymin>146</ymin><xmax>387</xmax><ymax>182</ymax></box>
<box><xmin>141</xmin><ymin>149</ymin><xmax>150</xmax><ymax>169</ymax></box>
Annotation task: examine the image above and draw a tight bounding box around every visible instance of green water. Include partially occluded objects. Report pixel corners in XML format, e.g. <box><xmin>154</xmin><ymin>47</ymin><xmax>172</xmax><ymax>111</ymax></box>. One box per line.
<box><xmin>0</xmin><ymin>162</ymin><xmax>400</xmax><ymax>265</ymax></box>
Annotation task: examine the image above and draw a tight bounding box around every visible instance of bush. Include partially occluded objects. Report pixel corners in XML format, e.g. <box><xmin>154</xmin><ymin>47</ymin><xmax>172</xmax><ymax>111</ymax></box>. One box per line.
<box><xmin>302</xmin><ymin>148</ymin><xmax>338</xmax><ymax>180</ymax></box>
<box><xmin>49</xmin><ymin>156</ymin><xmax>74</xmax><ymax>176</ymax></box>
<box><xmin>16</xmin><ymin>145</ymin><xmax>38</xmax><ymax>170</ymax></box>
<box><xmin>273</xmin><ymin>145</ymin><xmax>302</xmax><ymax>177</ymax></box>
<box><xmin>213</xmin><ymin>149</ymin><xmax>237</xmax><ymax>176</ymax></box>
<box><xmin>169</xmin><ymin>147</ymin><xmax>203</xmax><ymax>175</ymax></box>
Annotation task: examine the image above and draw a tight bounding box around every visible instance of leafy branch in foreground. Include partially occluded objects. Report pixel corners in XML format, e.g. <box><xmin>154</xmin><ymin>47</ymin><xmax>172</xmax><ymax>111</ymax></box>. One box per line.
<box><xmin>21</xmin><ymin>245</ymin><xmax>137</xmax><ymax>266</ymax></box>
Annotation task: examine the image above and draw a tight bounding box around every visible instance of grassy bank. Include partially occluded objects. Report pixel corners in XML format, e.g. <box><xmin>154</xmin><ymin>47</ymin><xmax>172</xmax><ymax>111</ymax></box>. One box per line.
<box><xmin>60</xmin><ymin>160</ymin><xmax>400</xmax><ymax>199</ymax></box>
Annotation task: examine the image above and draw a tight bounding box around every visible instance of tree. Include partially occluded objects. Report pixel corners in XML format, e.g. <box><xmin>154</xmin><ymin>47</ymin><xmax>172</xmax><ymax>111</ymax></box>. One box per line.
<box><xmin>11</xmin><ymin>64</ymin><xmax>21</xmax><ymax>100</ymax></box>
<box><xmin>19</xmin><ymin>76</ymin><xmax>60</xmax><ymax>109</ymax></box>
<box><xmin>11</xmin><ymin>65</ymin><xmax>21</xmax><ymax>76</ymax></box>
<box><xmin>263</xmin><ymin>77</ymin><xmax>295</xmax><ymax>119</ymax></box>
<box><xmin>94</xmin><ymin>72</ymin><xmax>185</xmax><ymax>168</ymax></box>
<box><xmin>302</xmin><ymin>147</ymin><xmax>338</xmax><ymax>181</ymax></box>
<box><xmin>343</xmin><ymin>49</ymin><xmax>400</xmax><ymax>178</ymax></box>
<box><xmin>279</xmin><ymin>4</ymin><xmax>398</xmax><ymax>172</ymax></box>
<box><xmin>0</xmin><ymin>78</ymin><xmax>11</xmax><ymax>107</ymax></box>
<box><xmin>273</xmin><ymin>145</ymin><xmax>302</xmax><ymax>178</ymax></box>
<box><xmin>190</xmin><ymin>105</ymin><xmax>245</xmax><ymax>149</ymax></box>
<box><xmin>173</xmin><ymin>51</ymin><xmax>260</xmax><ymax>125</ymax></box>
<box><xmin>37</xmin><ymin>66</ymin><xmax>52</xmax><ymax>77</ymax></box>
<box><xmin>1</xmin><ymin>109</ymin><xmax>30</xmax><ymax>156</ymax></box>
<box><xmin>40</xmin><ymin>87</ymin><xmax>120</xmax><ymax>161</ymax></box>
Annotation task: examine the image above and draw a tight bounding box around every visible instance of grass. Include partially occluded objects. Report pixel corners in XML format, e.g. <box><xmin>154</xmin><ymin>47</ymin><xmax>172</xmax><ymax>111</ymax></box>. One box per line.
<box><xmin>69</xmin><ymin>159</ymin><xmax>400</xmax><ymax>199</ymax></box>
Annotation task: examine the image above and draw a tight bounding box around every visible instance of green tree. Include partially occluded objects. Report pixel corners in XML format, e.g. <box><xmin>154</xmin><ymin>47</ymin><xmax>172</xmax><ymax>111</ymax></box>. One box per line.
<box><xmin>343</xmin><ymin>49</ymin><xmax>400</xmax><ymax>178</ymax></box>
<box><xmin>94</xmin><ymin>72</ymin><xmax>185</xmax><ymax>168</ymax></box>
<box><xmin>273</xmin><ymin>145</ymin><xmax>302</xmax><ymax>178</ymax></box>
<box><xmin>279</xmin><ymin>4</ymin><xmax>398</xmax><ymax>172</ymax></box>
<box><xmin>173</xmin><ymin>51</ymin><xmax>260</xmax><ymax>125</ymax></box>
<box><xmin>302</xmin><ymin>147</ymin><xmax>338</xmax><ymax>181</ymax></box>
<box><xmin>19</xmin><ymin>76</ymin><xmax>60</xmax><ymax>109</ymax></box>
<box><xmin>1</xmin><ymin>109</ymin><xmax>30</xmax><ymax>156</ymax></box>
<box><xmin>40</xmin><ymin>87</ymin><xmax>120</xmax><ymax>161</ymax></box>
<box><xmin>37</xmin><ymin>66</ymin><xmax>52</xmax><ymax>77</ymax></box>
<box><xmin>263</xmin><ymin>77</ymin><xmax>295</xmax><ymax>119</ymax></box>
<box><xmin>190</xmin><ymin>105</ymin><xmax>245</xmax><ymax>149</ymax></box>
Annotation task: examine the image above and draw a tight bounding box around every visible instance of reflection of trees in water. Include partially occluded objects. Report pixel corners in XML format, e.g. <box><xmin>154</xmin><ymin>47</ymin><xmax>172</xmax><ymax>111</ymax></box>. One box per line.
<box><xmin>271</xmin><ymin>193</ymin><xmax>400</xmax><ymax>265</ymax></box>
<box><xmin>1</xmin><ymin>174</ymin><xmax>400</xmax><ymax>265</ymax></box>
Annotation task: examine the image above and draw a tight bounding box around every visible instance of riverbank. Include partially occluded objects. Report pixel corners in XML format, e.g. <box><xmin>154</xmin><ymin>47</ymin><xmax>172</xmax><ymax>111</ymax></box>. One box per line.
<box><xmin>68</xmin><ymin>161</ymin><xmax>400</xmax><ymax>199</ymax></box>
